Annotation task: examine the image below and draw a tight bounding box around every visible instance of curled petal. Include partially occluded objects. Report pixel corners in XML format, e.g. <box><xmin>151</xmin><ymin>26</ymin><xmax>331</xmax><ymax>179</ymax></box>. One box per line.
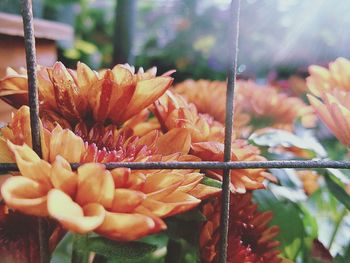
<box><xmin>111</xmin><ymin>168</ymin><xmax>146</xmax><ymax>190</ymax></box>
<box><xmin>1</xmin><ymin>176</ymin><xmax>48</xmax><ymax>216</ymax></box>
<box><xmin>0</xmin><ymin>138</ymin><xmax>14</xmax><ymax>162</ymax></box>
<box><xmin>156</xmin><ymin>128</ymin><xmax>191</xmax><ymax>155</ymax></box>
<box><xmin>76</xmin><ymin>61</ymin><xmax>98</xmax><ymax>100</ymax></box>
<box><xmin>96</xmin><ymin>211</ymin><xmax>166</xmax><ymax>241</ymax></box>
<box><xmin>0</xmin><ymin>75</ymin><xmax>28</xmax><ymax>108</ymax></box>
<box><xmin>187</xmin><ymin>184</ymin><xmax>221</xmax><ymax>199</ymax></box>
<box><xmin>48</xmin><ymin>189</ymin><xmax>105</xmax><ymax>233</ymax></box>
<box><xmin>49</xmin><ymin>125</ymin><xmax>85</xmax><ymax>163</ymax></box>
<box><xmin>7</xmin><ymin>141</ymin><xmax>52</xmax><ymax>190</ymax></box>
<box><xmin>76</xmin><ymin>163</ymin><xmax>115</xmax><ymax>208</ymax></box>
<box><xmin>49</xmin><ymin>62</ymin><xmax>81</xmax><ymax>122</ymax></box>
<box><xmin>91</xmin><ymin>70</ymin><xmax>118</xmax><ymax>122</ymax></box>
<box><xmin>178</xmin><ymin>172</ymin><xmax>203</xmax><ymax>192</ymax></box>
<box><xmin>121</xmin><ymin>76</ymin><xmax>173</xmax><ymax>122</ymax></box>
<box><xmin>143</xmin><ymin>191</ymin><xmax>200</xmax><ymax>218</ymax></box>
<box><xmin>143</xmin><ymin>171</ymin><xmax>184</xmax><ymax>200</ymax></box>
<box><xmin>110</xmin><ymin>189</ymin><xmax>145</xmax><ymax>213</ymax></box>
<box><xmin>51</xmin><ymin>156</ymin><xmax>77</xmax><ymax>197</ymax></box>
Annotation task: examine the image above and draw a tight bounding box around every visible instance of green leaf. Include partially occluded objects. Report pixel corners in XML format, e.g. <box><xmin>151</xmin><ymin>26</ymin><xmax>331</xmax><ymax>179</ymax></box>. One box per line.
<box><xmin>87</xmin><ymin>237</ymin><xmax>157</xmax><ymax>262</ymax></box>
<box><xmin>201</xmin><ymin>176</ymin><xmax>222</xmax><ymax>188</ymax></box>
<box><xmin>72</xmin><ymin>234</ymin><xmax>89</xmax><ymax>263</ymax></box>
<box><xmin>249</xmin><ymin>128</ymin><xmax>327</xmax><ymax>158</ymax></box>
<box><xmin>324</xmin><ymin>171</ymin><xmax>350</xmax><ymax>210</ymax></box>
<box><xmin>174</xmin><ymin>208</ymin><xmax>207</xmax><ymax>222</ymax></box>
<box><xmin>268</xmin><ymin>184</ymin><xmax>307</xmax><ymax>202</ymax></box>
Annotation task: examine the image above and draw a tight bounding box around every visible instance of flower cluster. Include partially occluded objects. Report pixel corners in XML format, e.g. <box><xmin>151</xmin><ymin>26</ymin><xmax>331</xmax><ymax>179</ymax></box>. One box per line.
<box><xmin>0</xmin><ymin>62</ymin><xmax>281</xmax><ymax>261</ymax></box>
<box><xmin>200</xmin><ymin>193</ymin><xmax>281</xmax><ymax>263</ymax></box>
<box><xmin>307</xmin><ymin>57</ymin><xmax>350</xmax><ymax>147</ymax></box>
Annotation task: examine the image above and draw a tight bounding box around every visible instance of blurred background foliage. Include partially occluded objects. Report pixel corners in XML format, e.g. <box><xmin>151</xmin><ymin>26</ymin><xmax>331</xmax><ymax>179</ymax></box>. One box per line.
<box><xmin>2</xmin><ymin>0</ymin><xmax>350</xmax><ymax>81</ymax></box>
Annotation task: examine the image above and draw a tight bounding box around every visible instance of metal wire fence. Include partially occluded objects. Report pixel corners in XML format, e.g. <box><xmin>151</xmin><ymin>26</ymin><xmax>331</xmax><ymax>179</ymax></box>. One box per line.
<box><xmin>0</xmin><ymin>0</ymin><xmax>348</xmax><ymax>263</ymax></box>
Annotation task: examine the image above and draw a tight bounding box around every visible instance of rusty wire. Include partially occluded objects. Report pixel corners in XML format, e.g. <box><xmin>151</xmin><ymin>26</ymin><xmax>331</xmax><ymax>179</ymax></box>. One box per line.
<box><xmin>20</xmin><ymin>0</ymin><xmax>49</xmax><ymax>262</ymax></box>
<box><xmin>219</xmin><ymin>0</ymin><xmax>241</xmax><ymax>261</ymax></box>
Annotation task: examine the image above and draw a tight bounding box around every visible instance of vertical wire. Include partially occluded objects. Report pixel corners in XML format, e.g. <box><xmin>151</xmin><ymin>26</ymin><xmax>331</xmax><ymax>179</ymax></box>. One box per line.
<box><xmin>20</xmin><ymin>0</ymin><xmax>49</xmax><ymax>262</ymax></box>
<box><xmin>219</xmin><ymin>0</ymin><xmax>241</xmax><ymax>262</ymax></box>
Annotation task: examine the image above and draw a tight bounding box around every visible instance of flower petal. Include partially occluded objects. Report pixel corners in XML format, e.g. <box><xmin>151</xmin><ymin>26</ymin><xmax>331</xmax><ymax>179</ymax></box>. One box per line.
<box><xmin>121</xmin><ymin>76</ymin><xmax>173</xmax><ymax>122</ymax></box>
<box><xmin>49</xmin><ymin>125</ymin><xmax>85</xmax><ymax>163</ymax></box>
<box><xmin>96</xmin><ymin>211</ymin><xmax>165</xmax><ymax>241</ymax></box>
<box><xmin>143</xmin><ymin>191</ymin><xmax>200</xmax><ymax>218</ymax></box>
<box><xmin>76</xmin><ymin>163</ymin><xmax>115</xmax><ymax>208</ymax></box>
<box><xmin>111</xmin><ymin>168</ymin><xmax>146</xmax><ymax>190</ymax></box>
<box><xmin>7</xmin><ymin>141</ymin><xmax>52</xmax><ymax>190</ymax></box>
<box><xmin>156</xmin><ymin>128</ymin><xmax>191</xmax><ymax>155</ymax></box>
<box><xmin>1</xmin><ymin>176</ymin><xmax>48</xmax><ymax>216</ymax></box>
<box><xmin>143</xmin><ymin>171</ymin><xmax>184</xmax><ymax>199</ymax></box>
<box><xmin>48</xmin><ymin>189</ymin><xmax>105</xmax><ymax>233</ymax></box>
<box><xmin>110</xmin><ymin>189</ymin><xmax>145</xmax><ymax>213</ymax></box>
<box><xmin>187</xmin><ymin>184</ymin><xmax>221</xmax><ymax>199</ymax></box>
<box><xmin>48</xmin><ymin>62</ymin><xmax>81</xmax><ymax>122</ymax></box>
<box><xmin>0</xmin><ymin>138</ymin><xmax>14</xmax><ymax>162</ymax></box>
<box><xmin>51</xmin><ymin>156</ymin><xmax>77</xmax><ymax>197</ymax></box>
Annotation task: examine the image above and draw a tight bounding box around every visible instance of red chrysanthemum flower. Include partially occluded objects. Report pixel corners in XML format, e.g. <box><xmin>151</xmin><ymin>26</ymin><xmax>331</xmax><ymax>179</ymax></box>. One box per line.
<box><xmin>200</xmin><ymin>193</ymin><xmax>281</xmax><ymax>263</ymax></box>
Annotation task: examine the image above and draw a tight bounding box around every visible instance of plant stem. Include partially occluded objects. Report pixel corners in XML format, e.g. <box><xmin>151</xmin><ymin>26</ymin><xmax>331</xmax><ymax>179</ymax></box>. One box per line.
<box><xmin>328</xmin><ymin>207</ymin><xmax>348</xmax><ymax>250</ymax></box>
<box><xmin>165</xmin><ymin>239</ymin><xmax>182</xmax><ymax>263</ymax></box>
<box><xmin>72</xmin><ymin>234</ymin><xmax>89</xmax><ymax>263</ymax></box>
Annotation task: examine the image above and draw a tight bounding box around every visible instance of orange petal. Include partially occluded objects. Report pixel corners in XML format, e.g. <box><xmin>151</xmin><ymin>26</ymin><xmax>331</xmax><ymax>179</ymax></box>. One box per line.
<box><xmin>37</xmin><ymin>67</ymin><xmax>57</xmax><ymax>109</ymax></box>
<box><xmin>0</xmin><ymin>138</ymin><xmax>14</xmax><ymax>162</ymax></box>
<box><xmin>143</xmin><ymin>171</ymin><xmax>184</xmax><ymax>199</ymax></box>
<box><xmin>96</xmin><ymin>211</ymin><xmax>165</xmax><ymax>241</ymax></box>
<box><xmin>91</xmin><ymin>70</ymin><xmax>118</xmax><ymax>122</ymax></box>
<box><xmin>49</xmin><ymin>62</ymin><xmax>81</xmax><ymax>122</ymax></box>
<box><xmin>187</xmin><ymin>184</ymin><xmax>221</xmax><ymax>199</ymax></box>
<box><xmin>7</xmin><ymin>141</ymin><xmax>52</xmax><ymax>190</ymax></box>
<box><xmin>76</xmin><ymin>62</ymin><xmax>98</xmax><ymax>98</ymax></box>
<box><xmin>110</xmin><ymin>189</ymin><xmax>145</xmax><ymax>213</ymax></box>
<box><xmin>76</xmin><ymin>163</ymin><xmax>115</xmax><ymax>208</ymax></box>
<box><xmin>49</xmin><ymin>125</ymin><xmax>85</xmax><ymax>163</ymax></box>
<box><xmin>47</xmin><ymin>189</ymin><xmax>105</xmax><ymax>233</ymax></box>
<box><xmin>108</xmin><ymin>65</ymin><xmax>135</xmax><ymax>120</ymax></box>
<box><xmin>143</xmin><ymin>191</ymin><xmax>200</xmax><ymax>218</ymax></box>
<box><xmin>0</xmin><ymin>76</ymin><xmax>28</xmax><ymax>108</ymax></box>
<box><xmin>111</xmin><ymin>168</ymin><xmax>146</xmax><ymax>190</ymax></box>
<box><xmin>121</xmin><ymin>76</ymin><xmax>173</xmax><ymax>122</ymax></box>
<box><xmin>1</xmin><ymin>176</ymin><xmax>48</xmax><ymax>216</ymax></box>
<box><xmin>156</xmin><ymin>128</ymin><xmax>191</xmax><ymax>155</ymax></box>
<box><xmin>178</xmin><ymin>172</ymin><xmax>203</xmax><ymax>192</ymax></box>
<box><xmin>51</xmin><ymin>156</ymin><xmax>77</xmax><ymax>197</ymax></box>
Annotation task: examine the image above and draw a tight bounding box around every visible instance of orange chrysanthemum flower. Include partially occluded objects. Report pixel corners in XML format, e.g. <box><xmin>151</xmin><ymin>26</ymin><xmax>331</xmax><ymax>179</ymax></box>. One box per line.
<box><xmin>307</xmin><ymin>90</ymin><xmax>350</xmax><ymax>147</ymax></box>
<box><xmin>173</xmin><ymin>79</ymin><xmax>315</xmax><ymax>133</ymax></box>
<box><xmin>307</xmin><ymin>57</ymin><xmax>350</xmax><ymax>96</ymax></box>
<box><xmin>174</xmin><ymin>80</ymin><xmax>250</xmax><ymax>136</ymax></box>
<box><xmin>153</xmin><ymin>91</ymin><xmax>225</xmax><ymax>143</ymax></box>
<box><xmin>307</xmin><ymin>58</ymin><xmax>350</xmax><ymax>147</ymax></box>
<box><xmin>238</xmin><ymin>81</ymin><xmax>316</xmax><ymax>131</ymax></box>
<box><xmin>191</xmin><ymin>141</ymin><xmax>275</xmax><ymax>193</ymax></box>
<box><xmin>0</xmin><ymin>62</ymin><xmax>173</xmax><ymax>130</ymax></box>
<box><xmin>153</xmin><ymin>92</ymin><xmax>273</xmax><ymax>193</ymax></box>
<box><xmin>200</xmin><ymin>193</ymin><xmax>281</xmax><ymax>263</ymax></box>
<box><xmin>0</xmin><ymin>106</ymin><xmax>220</xmax><ymax>241</ymax></box>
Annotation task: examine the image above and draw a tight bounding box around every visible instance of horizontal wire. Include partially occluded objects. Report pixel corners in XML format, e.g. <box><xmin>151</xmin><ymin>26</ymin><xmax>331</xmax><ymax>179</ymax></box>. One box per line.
<box><xmin>1</xmin><ymin>159</ymin><xmax>350</xmax><ymax>172</ymax></box>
